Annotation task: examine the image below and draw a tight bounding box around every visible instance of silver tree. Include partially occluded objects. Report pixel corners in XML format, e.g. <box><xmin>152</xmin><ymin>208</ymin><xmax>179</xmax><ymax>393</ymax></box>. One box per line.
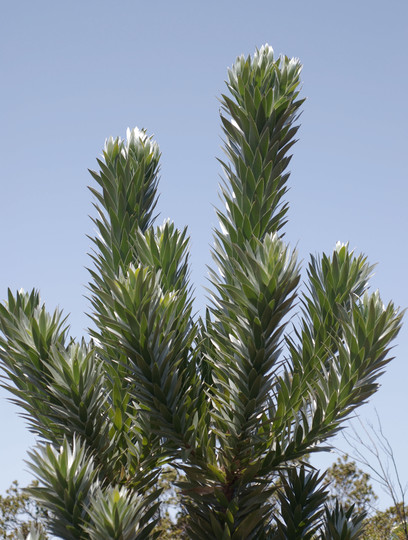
<box><xmin>0</xmin><ymin>44</ymin><xmax>402</xmax><ymax>539</ymax></box>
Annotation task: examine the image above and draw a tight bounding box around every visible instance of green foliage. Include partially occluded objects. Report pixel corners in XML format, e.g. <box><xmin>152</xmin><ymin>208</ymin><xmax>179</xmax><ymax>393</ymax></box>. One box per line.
<box><xmin>321</xmin><ymin>501</ymin><xmax>366</xmax><ymax>540</ymax></box>
<box><xmin>0</xmin><ymin>44</ymin><xmax>403</xmax><ymax>538</ymax></box>
<box><xmin>364</xmin><ymin>505</ymin><xmax>408</xmax><ymax>540</ymax></box>
<box><xmin>154</xmin><ymin>468</ymin><xmax>188</xmax><ymax>539</ymax></box>
<box><xmin>85</xmin><ymin>486</ymin><xmax>160</xmax><ymax>540</ymax></box>
<box><xmin>324</xmin><ymin>455</ymin><xmax>377</xmax><ymax>514</ymax></box>
<box><xmin>323</xmin><ymin>454</ymin><xmax>408</xmax><ymax>539</ymax></box>
<box><xmin>0</xmin><ymin>481</ymin><xmax>48</xmax><ymax>539</ymax></box>
<box><xmin>27</xmin><ymin>437</ymin><xmax>97</xmax><ymax>539</ymax></box>
<box><xmin>273</xmin><ymin>467</ymin><xmax>327</xmax><ymax>539</ymax></box>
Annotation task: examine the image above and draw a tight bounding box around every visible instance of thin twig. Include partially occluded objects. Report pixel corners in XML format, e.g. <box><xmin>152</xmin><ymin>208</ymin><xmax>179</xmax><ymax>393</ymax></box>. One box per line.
<box><xmin>342</xmin><ymin>411</ymin><xmax>408</xmax><ymax>539</ymax></box>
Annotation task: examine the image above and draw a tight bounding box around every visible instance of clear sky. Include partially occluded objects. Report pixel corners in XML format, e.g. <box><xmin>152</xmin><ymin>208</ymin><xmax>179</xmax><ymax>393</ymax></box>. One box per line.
<box><xmin>0</xmin><ymin>0</ymin><xmax>407</xmax><ymax>510</ymax></box>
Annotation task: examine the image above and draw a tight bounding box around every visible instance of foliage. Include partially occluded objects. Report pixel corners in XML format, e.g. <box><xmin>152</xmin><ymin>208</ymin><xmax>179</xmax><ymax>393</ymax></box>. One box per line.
<box><xmin>273</xmin><ymin>467</ymin><xmax>327</xmax><ymax>538</ymax></box>
<box><xmin>0</xmin><ymin>44</ymin><xmax>403</xmax><ymax>538</ymax></box>
<box><xmin>321</xmin><ymin>501</ymin><xmax>366</xmax><ymax>540</ymax></box>
<box><xmin>324</xmin><ymin>452</ymin><xmax>408</xmax><ymax>539</ymax></box>
<box><xmin>0</xmin><ymin>481</ymin><xmax>47</xmax><ymax>539</ymax></box>
<box><xmin>324</xmin><ymin>455</ymin><xmax>377</xmax><ymax>514</ymax></box>
<box><xmin>154</xmin><ymin>468</ymin><xmax>188</xmax><ymax>539</ymax></box>
<box><xmin>364</xmin><ymin>505</ymin><xmax>408</xmax><ymax>540</ymax></box>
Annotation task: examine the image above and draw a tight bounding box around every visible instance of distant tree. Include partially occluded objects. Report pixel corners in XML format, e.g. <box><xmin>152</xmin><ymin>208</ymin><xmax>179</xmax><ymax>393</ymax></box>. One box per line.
<box><xmin>0</xmin><ymin>44</ymin><xmax>402</xmax><ymax>538</ymax></box>
<box><xmin>322</xmin><ymin>443</ymin><xmax>408</xmax><ymax>539</ymax></box>
<box><xmin>0</xmin><ymin>481</ymin><xmax>47</xmax><ymax>539</ymax></box>
<box><xmin>364</xmin><ymin>505</ymin><xmax>408</xmax><ymax>540</ymax></box>
<box><xmin>324</xmin><ymin>454</ymin><xmax>377</xmax><ymax>514</ymax></box>
<box><xmin>154</xmin><ymin>468</ymin><xmax>187</xmax><ymax>539</ymax></box>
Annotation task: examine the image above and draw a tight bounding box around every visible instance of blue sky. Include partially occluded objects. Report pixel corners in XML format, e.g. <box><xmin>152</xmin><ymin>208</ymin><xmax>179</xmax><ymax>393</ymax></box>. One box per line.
<box><xmin>1</xmin><ymin>0</ymin><xmax>407</xmax><ymax>509</ymax></box>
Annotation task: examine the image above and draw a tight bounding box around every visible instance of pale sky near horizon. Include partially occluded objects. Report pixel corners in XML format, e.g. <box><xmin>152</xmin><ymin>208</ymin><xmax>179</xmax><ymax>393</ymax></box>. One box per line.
<box><xmin>1</xmin><ymin>0</ymin><xmax>407</xmax><ymax>511</ymax></box>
